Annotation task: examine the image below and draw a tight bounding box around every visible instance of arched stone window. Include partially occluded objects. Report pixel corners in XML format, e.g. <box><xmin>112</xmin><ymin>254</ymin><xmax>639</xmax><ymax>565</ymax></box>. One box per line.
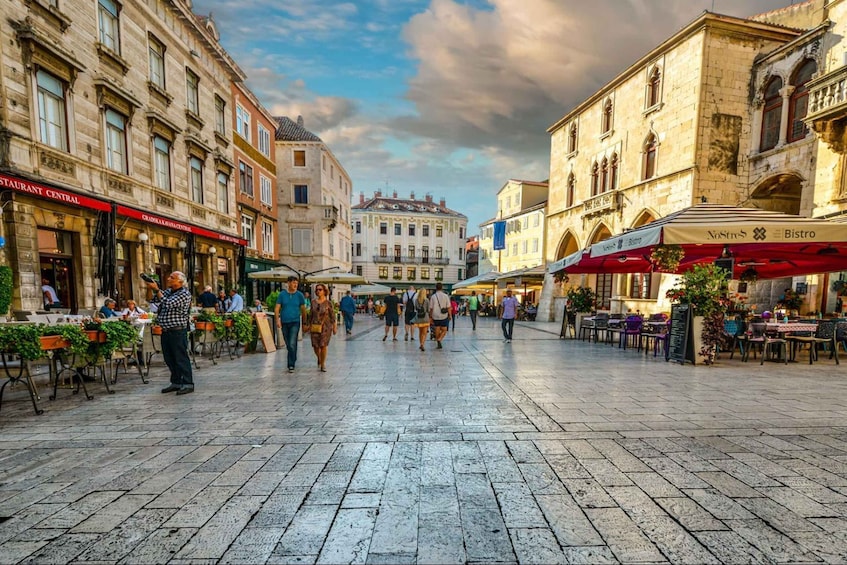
<box><xmin>788</xmin><ymin>59</ymin><xmax>816</xmax><ymax>143</ymax></box>
<box><xmin>643</xmin><ymin>135</ymin><xmax>657</xmax><ymax>180</ymax></box>
<box><xmin>600</xmin><ymin>157</ymin><xmax>609</xmax><ymax>193</ymax></box>
<box><xmin>646</xmin><ymin>67</ymin><xmax>661</xmax><ymax>108</ymax></box>
<box><xmin>601</xmin><ymin>98</ymin><xmax>613</xmax><ymax>135</ymax></box>
<box><xmin>609</xmin><ymin>153</ymin><xmax>619</xmax><ymax>191</ymax></box>
<box><xmin>590</xmin><ymin>162</ymin><xmax>599</xmax><ymax>196</ymax></box>
<box><xmin>760</xmin><ymin>76</ymin><xmax>783</xmax><ymax>152</ymax></box>
<box><xmin>567</xmin><ymin>123</ymin><xmax>578</xmax><ymax>154</ymax></box>
<box><xmin>566</xmin><ymin>173</ymin><xmax>575</xmax><ymax>207</ymax></box>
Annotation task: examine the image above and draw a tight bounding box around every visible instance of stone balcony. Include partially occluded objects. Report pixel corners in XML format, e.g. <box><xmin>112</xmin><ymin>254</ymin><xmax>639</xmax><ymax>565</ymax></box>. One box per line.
<box><xmin>806</xmin><ymin>65</ymin><xmax>847</xmax><ymax>152</ymax></box>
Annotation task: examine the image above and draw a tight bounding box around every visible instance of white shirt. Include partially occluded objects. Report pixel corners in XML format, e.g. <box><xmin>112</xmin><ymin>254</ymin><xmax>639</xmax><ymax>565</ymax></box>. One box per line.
<box><xmin>120</xmin><ymin>306</ymin><xmax>146</xmax><ymax>318</ymax></box>
<box><xmin>42</xmin><ymin>284</ymin><xmax>59</xmax><ymax>303</ymax></box>
<box><xmin>429</xmin><ymin>291</ymin><xmax>450</xmax><ymax>321</ymax></box>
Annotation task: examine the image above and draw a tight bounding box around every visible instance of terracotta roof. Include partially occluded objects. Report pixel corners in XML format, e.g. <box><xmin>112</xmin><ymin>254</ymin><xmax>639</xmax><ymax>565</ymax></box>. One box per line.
<box><xmin>274</xmin><ymin>116</ymin><xmax>322</xmax><ymax>142</ymax></box>
<box><xmin>352</xmin><ymin>197</ymin><xmax>466</xmax><ymax>218</ymax></box>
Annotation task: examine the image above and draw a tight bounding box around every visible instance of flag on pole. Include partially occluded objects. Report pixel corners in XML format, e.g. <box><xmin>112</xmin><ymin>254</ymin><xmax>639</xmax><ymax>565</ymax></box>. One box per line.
<box><xmin>493</xmin><ymin>221</ymin><xmax>506</xmax><ymax>251</ymax></box>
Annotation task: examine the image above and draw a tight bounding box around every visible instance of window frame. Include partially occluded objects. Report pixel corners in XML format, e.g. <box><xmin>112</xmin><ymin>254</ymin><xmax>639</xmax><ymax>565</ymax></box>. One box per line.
<box><xmin>214</xmin><ymin>95</ymin><xmax>226</xmax><ymax>135</ymax></box>
<box><xmin>643</xmin><ymin>134</ymin><xmax>658</xmax><ymax>180</ymax></box>
<box><xmin>185</xmin><ymin>69</ymin><xmax>200</xmax><ymax>115</ymax></box>
<box><xmin>98</xmin><ymin>0</ymin><xmax>121</xmax><ymax>53</ymax></box>
<box><xmin>239</xmin><ymin>161</ymin><xmax>254</xmax><ymax>197</ymax></box>
<box><xmin>258</xmin><ymin>124</ymin><xmax>271</xmax><ymax>157</ymax></box>
<box><xmin>36</xmin><ymin>69</ymin><xmax>68</xmax><ymax>151</ymax></box>
<box><xmin>236</xmin><ymin>105</ymin><xmax>250</xmax><ymax>141</ymax></box>
<box><xmin>601</xmin><ymin>98</ymin><xmax>613</xmax><ymax>135</ymax></box>
<box><xmin>293</xmin><ymin>184</ymin><xmax>308</xmax><ymax>204</ymax></box>
<box><xmin>148</xmin><ymin>35</ymin><xmax>165</xmax><ymax>89</ymax></box>
<box><xmin>291</xmin><ymin>228</ymin><xmax>313</xmax><ymax>255</ymax></box>
<box><xmin>104</xmin><ymin>108</ymin><xmax>128</xmax><ymax>174</ymax></box>
<box><xmin>788</xmin><ymin>60</ymin><xmax>815</xmax><ymax>143</ymax></box>
<box><xmin>261</xmin><ymin>221</ymin><xmax>274</xmax><ymax>254</ymax></box>
<box><xmin>760</xmin><ymin>76</ymin><xmax>783</xmax><ymax>152</ymax></box>
<box><xmin>259</xmin><ymin>174</ymin><xmax>272</xmax><ymax>205</ymax></box>
<box><xmin>217</xmin><ymin>171</ymin><xmax>229</xmax><ymax>213</ymax></box>
<box><xmin>566</xmin><ymin>173</ymin><xmax>575</xmax><ymax>207</ymax></box>
<box><xmin>190</xmin><ymin>156</ymin><xmax>203</xmax><ymax>203</ymax></box>
<box><xmin>394</xmin><ymin>223</ymin><xmax>401</xmax><ymax>236</ymax></box>
<box><xmin>567</xmin><ymin>122</ymin><xmax>578</xmax><ymax>154</ymax></box>
<box><xmin>646</xmin><ymin>66</ymin><xmax>661</xmax><ymax>109</ymax></box>
<box><xmin>152</xmin><ymin>135</ymin><xmax>171</xmax><ymax>191</ymax></box>
<box><xmin>379</xmin><ymin>222</ymin><xmax>387</xmax><ymax>235</ymax></box>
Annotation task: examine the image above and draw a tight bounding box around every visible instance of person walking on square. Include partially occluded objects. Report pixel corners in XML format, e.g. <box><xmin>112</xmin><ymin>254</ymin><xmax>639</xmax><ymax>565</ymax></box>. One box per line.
<box><xmin>499</xmin><ymin>289</ymin><xmax>518</xmax><ymax>343</ymax></box>
<box><xmin>450</xmin><ymin>295</ymin><xmax>459</xmax><ymax>331</ymax></box>
<box><xmin>468</xmin><ymin>290</ymin><xmax>480</xmax><ymax>331</ymax></box>
<box><xmin>382</xmin><ymin>287</ymin><xmax>401</xmax><ymax>341</ymax></box>
<box><xmin>340</xmin><ymin>291</ymin><xmax>356</xmax><ymax>335</ymax></box>
<box><xmin>275</xmin><ymin>276</ymin><xmax>307</xmax><ymax>373</ymax></box>
<box><xmin>413</xmin><ymin>289</ymin><xmax>430</xmax><ymax>351</ymax></box>
<box><xmin>429</xmin><ymin>282</ymin><xmax>451</xmax><ymax>349</ymax></box>
<box><xmin>147</xmin><ymin>271</ymin><xmax>194</xmax><ymax>395</ymax></box>
<box><xmin>402</xmin><ymin>286</ymin><xmax>417</xmax><ymax>341</ymax></box>
<box><xmin>309</xmin><ymin>284</ymin><xmax>337</xmax><ymax>372</ymax></box>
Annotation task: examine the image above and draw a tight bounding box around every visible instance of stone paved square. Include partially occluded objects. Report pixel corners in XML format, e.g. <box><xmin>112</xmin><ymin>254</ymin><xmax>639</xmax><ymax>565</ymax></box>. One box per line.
<box><xmin>1</xmin><ymin>316</ymin><xmax>846</xmax><ymax>563</ymax></box>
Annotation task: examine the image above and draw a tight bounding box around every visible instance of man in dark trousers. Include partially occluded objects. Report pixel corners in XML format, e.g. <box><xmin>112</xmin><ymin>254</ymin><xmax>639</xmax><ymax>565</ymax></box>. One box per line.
<box><xmin>147</xmin><ymin>271</ymin><xmax>194</xmax><ymax>395</ymax></box>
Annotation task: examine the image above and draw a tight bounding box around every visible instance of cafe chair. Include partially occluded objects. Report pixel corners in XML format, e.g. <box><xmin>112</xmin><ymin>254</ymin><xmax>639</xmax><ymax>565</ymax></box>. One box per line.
<box><xmin>742</xmin><ymin>323</ymin><xmax>787</xmax><ymax>365</ymax></box>
<box><xmin>834</xmin><ymin>321</ymin><xmax>847</xmax><ymax>358</ymax></box>
<box><xmin>578</xmin><ymin>315</ymin><xmax>596</xmax><ymax>341</ymax></box>
<box><xmin>721</xmin><ymin>318</ymin><xmax>747</xmax><ymax>360</ymax></box>
<box><xmin>619</xmin><ymin>315</ymin><xmax>643</xmax><ymax>350</ymax></box>
<box><xmin>641</xmin><ymin>319</ymin><xmax>670</xmax><ymax>358</ymax></box>
<box><xmin>787</xmin><ymin>320</ymin><xmax>839</xmax><ymax>365</ymax></box>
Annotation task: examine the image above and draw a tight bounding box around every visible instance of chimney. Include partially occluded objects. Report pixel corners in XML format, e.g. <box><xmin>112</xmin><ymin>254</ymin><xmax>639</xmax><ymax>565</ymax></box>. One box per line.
<box><xmin>393</xmin><ymin>191</ymin><xmax>397</xmax><ymax>199</ymax></box>
<box><xmin>410</xmin><ymin>191</ymin><xmax>415</xmax><ymax>200</ymax></box>
<box><xmin>375</xmin><ymin>190</ymin><xmax>382</xmax><ymax>198</ymax></box>
<box><xmin>297</xmin><ymin>115</ymin><xmax>304</xmax><ymax>127</ymax></box>
<box><xmin>439</xmin><ymin>197</ymin><xmax>445</xmax><ymax>208</ymax></box>
<box><xmin>425</xmin><ymin>194</ymin><xmax>433</xmax><ymax>203</ymax></box>
<box><xmin>359</xmin><ymin>192</ymin><xmax>365</xmax><ymax>204</ymax></box>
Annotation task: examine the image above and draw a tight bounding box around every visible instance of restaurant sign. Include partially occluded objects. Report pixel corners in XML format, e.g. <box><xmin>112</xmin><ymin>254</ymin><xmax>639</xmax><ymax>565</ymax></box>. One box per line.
<box><xmin>0</xmin><ymin>173</ymin><xmax>112</xmax><ymax>212</ymax></box>
<box><xmin>117</xmin><ymin>205</ymin><xmax>247</xmax><ymax>246</ymax></box>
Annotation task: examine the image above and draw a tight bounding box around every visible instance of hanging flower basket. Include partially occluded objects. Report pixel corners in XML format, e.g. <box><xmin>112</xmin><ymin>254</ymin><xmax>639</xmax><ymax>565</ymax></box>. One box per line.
<box><xmin>832</xmin><ymin>279</ymin><xmax>846</xmax><ymax>294</ymax></box>
<box><xmin>40</xmin><ymin>335</ymin><xmax>70</xmax><ymax>351</ymax></box>
<box><xmin>650</xmin><ymin>244</ymin><xmax>684</xmax><ymax>272</ymax></box>
<box><xmin>195</xmin><ymin>321</ymin><xmax>215</xmax><ymax>332</ymax></box>
<box><xmin>553</xmin><ymin>272</ymin><xmax>569</xmax><ymax>285</ymax></box>
<box><xmin>84</xmin><ymin>330</ymin><xmax>107</xmax><ymax>343</ymax></box>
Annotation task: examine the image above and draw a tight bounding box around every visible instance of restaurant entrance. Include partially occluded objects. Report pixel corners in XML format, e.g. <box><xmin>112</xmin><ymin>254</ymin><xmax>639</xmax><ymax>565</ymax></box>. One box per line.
<box><xmin>37</xmin><ymin>229</ymin><xmax>77</xmax><ymax>312</ymax></box>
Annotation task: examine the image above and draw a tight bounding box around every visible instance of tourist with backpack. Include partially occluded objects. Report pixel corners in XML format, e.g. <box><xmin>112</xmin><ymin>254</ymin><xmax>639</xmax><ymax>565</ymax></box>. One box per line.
<box><xmin>402</xmin><ymin>285</ymin><xmax>417</xmax><ymax>341</ymax></box>
<box><xmin>412</xmin><ymin>289</ymin><xmax>430</xmax><ymax>351</ymax></box>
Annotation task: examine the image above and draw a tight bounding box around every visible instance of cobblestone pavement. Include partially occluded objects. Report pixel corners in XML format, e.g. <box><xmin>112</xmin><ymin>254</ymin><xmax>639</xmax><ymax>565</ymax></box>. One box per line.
<box><xmin>1</xmin><ymin>314</ymin><xmax>847</xmax><ymax>564</ymax></box>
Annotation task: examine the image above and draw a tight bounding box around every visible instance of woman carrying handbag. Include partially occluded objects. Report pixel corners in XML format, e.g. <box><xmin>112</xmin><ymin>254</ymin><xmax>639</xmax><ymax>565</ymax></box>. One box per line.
<box><xmin>309</xmin><ymin>284</ymin><xmax>337</xmax><ymax>372</ymax></box>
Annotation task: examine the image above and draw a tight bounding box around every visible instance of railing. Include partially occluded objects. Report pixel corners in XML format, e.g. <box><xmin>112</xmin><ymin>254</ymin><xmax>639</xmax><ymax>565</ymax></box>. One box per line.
<box><xmin>371</xmin><ymin>255</ymin><xmax>450</xmax><ymax>264</ymax></box>
<box><xmin>807</xmin><ymin>64</ymin><xmax>847</xmax><ymax>122</ymax></box>
<box><xmin>582</xmin><ymin>191</ymin><xmax>620</xmax><ymax>217</ymax></box>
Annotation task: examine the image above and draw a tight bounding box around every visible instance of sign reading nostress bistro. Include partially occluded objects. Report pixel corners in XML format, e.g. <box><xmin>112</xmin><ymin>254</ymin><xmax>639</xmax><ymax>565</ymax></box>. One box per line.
<box><xmin>0</xmin><ymin>173</ymin><xmax>112</xmax><ymax>212</ymax></box>
<box><xmin>663</xmin><ymin>224</ymin><xmax>845</xmax><ymax>244</ymax></box>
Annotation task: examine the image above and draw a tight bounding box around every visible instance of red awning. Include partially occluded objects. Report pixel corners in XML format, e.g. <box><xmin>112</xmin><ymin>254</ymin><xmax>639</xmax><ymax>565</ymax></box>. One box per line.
<box><xmin>0</xmin><ymin>173</ymin><xmax>112</xmax><ymax>212</ymax></box>
<box><xmin>116</xmin><ymin>205</ymin><xmax>247</xmax><ymax>246</ymax></box>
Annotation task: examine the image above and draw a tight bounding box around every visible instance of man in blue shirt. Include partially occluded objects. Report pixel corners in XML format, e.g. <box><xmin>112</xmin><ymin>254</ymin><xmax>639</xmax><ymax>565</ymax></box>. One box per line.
<box><xmin>98</xmin><ymin>298</ymin><xmax>119</xmax><ymax>319</ymax></box>
<box><xmin>339</xmin><ymin>291</ymin><xmax>356</xmax><ymax>335</ymax></box>
<box><xmin>226</xmin><ymin>289</ymin><xmax>244</xmax><ymax>312</ymax></box>
<box><xmin>274</xmin><ymin>276</ymin><xmax>307</xmax><ymax>373</ymax></box>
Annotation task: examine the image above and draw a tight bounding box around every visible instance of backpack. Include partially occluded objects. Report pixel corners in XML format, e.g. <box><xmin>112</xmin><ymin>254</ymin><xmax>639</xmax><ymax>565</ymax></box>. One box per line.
<box><xmin>415</xmin><ymin>300</ymin><xmax>427</xmax><ymax>317</ymax></box>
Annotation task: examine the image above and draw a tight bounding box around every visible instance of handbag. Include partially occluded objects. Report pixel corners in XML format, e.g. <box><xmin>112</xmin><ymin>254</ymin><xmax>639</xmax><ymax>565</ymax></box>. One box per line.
<box><xmin>310</xmin><ymin>323</ymin><xmax>323</xmax><ymax>333</ymax></box>
<box><xmin>437</xmin><ymin>294</ymin><xmax>448</xmax><ymax>314</ymax></box>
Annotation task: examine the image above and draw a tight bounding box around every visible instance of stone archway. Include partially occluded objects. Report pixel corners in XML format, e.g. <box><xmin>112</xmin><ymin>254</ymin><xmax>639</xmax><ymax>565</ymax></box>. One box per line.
<box><xmin>554</xmin><ymin>231</ymin><xmax>580</xmax><ymax>261</ymax></box>
<box><xmin>589</xmin><ymin>223</ymin><xmax>612</xmax><ymax>245</ymax></box>
<box><xmin>750</xmin><ymin>173</ymin><xmax>803</xmax><ymax>215</ymax></box>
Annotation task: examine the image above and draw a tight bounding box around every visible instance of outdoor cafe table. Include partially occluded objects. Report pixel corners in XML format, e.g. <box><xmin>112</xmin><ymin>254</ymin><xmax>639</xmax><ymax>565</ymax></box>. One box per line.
<box><xmin>765</xmin><ymin>322</ymin><xmax>819</xmax><ymax>362</ymax></box>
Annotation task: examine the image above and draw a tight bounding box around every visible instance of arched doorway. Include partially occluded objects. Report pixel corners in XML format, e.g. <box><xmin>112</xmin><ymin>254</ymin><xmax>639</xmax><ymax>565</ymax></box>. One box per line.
<box><xmin>749</xmin><ymin>174</ymin><xmax>803</xmax><ymax>215</ymax></box>
<box><xmin>554</xmin><ymin>231</ymin><xmax>580</xmax><ymax>261</ymax></box>
<box><xmin>589</xmin><ymin>224</ymin><xmax>613</xmax><ymax>309</ymax></box>
<box><xmin>628</xmin><ymin>211</ymin><xmax>659</xmax><ymax>301</ymax></box>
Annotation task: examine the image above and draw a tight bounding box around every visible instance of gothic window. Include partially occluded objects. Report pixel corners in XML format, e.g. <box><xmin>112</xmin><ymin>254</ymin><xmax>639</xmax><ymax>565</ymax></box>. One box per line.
<box><xmin>788</xmin><ymin>59</ymin><xmax>816</xmax><ymax>143</ymax></box>
<box><xmin>590</xmin><ymin>162</ymin><xmax>599</xmax><ymax>196</ymax></box>
<box><xmin>610</xmin><ymin>153</ymin><xmax>619</xmax><ymax>191</ymax></box>
<box><xmin>567</xmin><ymin>123</ymin><xmax>578</xmax><ymax>153</ymax></box>
<box><xmin>646</xmin><ymin>67</ymin><xmax>661</xmax><ymax>108</ymax></box>
<box><xmin>643</xmin><ymin>134</ymin><xmax>658</xmax><ymax>180</ymax></box>
<box><xmin>760</xmin><ymin>76</ymin><xmax>783</xmax><ymax>152</ymax></box>
<box><xmin>600</xmin><ymin>157</ymin><xmax>609</xmax><ymax>193</ymax></box>
<box><xmin>566</xmin><ymin>173</ymin><xmax>575</xmax><ymax>208</ymax></box>
<box><xmin>601</xmin><ymin>98</ymin><xmax>613</xmax><ymax>135</ymax></box>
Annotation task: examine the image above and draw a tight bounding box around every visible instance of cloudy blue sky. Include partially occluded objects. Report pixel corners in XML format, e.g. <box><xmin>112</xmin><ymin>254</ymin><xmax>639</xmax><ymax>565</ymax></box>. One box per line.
<box><xmin>193</xmin><ymin>0</ymin><xmax>792</xmax><ymax>231</ymax></box>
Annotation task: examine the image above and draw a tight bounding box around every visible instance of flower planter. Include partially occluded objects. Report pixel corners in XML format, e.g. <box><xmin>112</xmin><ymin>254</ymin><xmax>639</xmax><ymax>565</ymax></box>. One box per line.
<box><xmin>195</xmin><ymin>321</ymin><xmax>215</xmax><ymax>331</ymax></box>
<box><xmin>85</xmin><ymin>330</ymin><xmax>107</xmax><ymax>343</ymax></box>
<box><xmin>224</xmin><ymin>319</ymin><xmax>234</xmax><ymax>328</ymax></box>
<box><xmin>152</xmin><ymin>325</ymin><xmax>163</xmax><ymax>335</ymax></box>
<box><xmin>40</xmin><ymin>335</ymin><xmax>70</xmax><ymax>350</ymax></box>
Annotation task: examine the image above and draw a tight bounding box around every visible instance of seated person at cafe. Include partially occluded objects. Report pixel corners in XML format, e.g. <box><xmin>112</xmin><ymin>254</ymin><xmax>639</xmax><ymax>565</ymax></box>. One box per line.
<box><xmin>120</xmin><ymin>299</ymin><xmax>146</xmax><ymax>318</ymax></box>
<box><xmin>198</xmin><ymin>285</ymin><xmax>218</xmax><ymax>312</ymax></box>
<box><xmin>98</xmin><ymin>298</ymin><xmax>119</xmax><ymax>319</ymax></box>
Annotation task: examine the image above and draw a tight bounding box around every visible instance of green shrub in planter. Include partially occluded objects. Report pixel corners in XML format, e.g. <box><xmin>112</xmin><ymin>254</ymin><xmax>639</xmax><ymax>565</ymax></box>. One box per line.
<box><xmin>0</xmin><ymin>265</ymin><xmax>12</xmax><ymax>316</ymax></box>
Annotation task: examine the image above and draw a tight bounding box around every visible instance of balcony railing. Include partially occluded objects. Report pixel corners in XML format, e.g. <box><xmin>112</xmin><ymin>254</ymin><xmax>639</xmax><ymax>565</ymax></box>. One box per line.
<box><xmin>371</xmin><ymin>255</ymin><xmax>450</xmax><ymax>265</ymax></box>
<box><xmin>582</xmin><ymin>191</ymin><xmax>620</xmax><ymax>217</ymax></box>
<box><xmin>807</xmin><ymin>64</ymin><xmax>847</xmax><ymax>123</ymax></box>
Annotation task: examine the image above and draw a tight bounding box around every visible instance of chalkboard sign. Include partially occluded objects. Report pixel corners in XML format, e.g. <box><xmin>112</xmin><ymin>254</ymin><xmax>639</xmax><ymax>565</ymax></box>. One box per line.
<box><xmin>667</xmin><ymin>303</ymin><xmax>694</xmax><ymax>365</ymax></box>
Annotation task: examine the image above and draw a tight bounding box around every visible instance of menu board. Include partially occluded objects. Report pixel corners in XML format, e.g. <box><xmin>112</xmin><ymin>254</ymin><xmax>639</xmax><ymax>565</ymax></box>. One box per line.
<box><xmin>668</xmin><ymin>303</ymin><xmax>694</xmax><ymax>365</ymax></box>
<box><xmin>254</xmin><ymin>313</ymin><xmax>276</xmax><ymax>353</ymax></box>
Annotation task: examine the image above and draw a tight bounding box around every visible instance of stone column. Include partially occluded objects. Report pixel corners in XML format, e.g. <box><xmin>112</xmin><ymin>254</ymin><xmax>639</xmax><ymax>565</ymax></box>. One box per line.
<box><xmin>777</xmin><ymin>86</ymin><xmax>795</xmax><ymax>147</ymax></box>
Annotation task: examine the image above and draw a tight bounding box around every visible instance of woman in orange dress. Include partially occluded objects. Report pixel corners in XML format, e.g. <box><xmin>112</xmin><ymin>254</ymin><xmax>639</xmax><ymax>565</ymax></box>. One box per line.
<box><xmin>309</xmin><ymin>284</ymin><xmax>337</xmax><ymax>372</ymax></box>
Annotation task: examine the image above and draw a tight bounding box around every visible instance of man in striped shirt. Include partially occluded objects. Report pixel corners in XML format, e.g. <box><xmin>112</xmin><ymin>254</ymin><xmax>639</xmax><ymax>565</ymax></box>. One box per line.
<box><xmin>147</xmin><ymin>271</ymin><xmax>194</xmax><ymax>395</ymax></box>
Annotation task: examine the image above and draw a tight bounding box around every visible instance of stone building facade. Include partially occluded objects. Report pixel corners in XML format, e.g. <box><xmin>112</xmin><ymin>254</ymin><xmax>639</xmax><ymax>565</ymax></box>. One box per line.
<box><xmin>478</xmin><ymin>179</ymin><xmax>548</xmax><ymax>276</ymax></box>
<box><xmin>538</xmin><ymin>11</ymin><xmax>803</xmax><ymax>321</ymax></box>
<box><xmin>231</xmin><ymin>82</ymin><xmax>279</xmax><ymax>302</ymax></box>
<box><xmin>0</xmin><ymin>0</ymin><xmax>246</xmax><ymax>313</ymax></box>
<box><xmin>352</xmin><ymin>191</ymin><xmax>468</xmax><ymax>293</ymax></box>
<box><xmin>274</xmin><ymin>116</ymin><xmax>352</xmax><ymax>300</ymax></box>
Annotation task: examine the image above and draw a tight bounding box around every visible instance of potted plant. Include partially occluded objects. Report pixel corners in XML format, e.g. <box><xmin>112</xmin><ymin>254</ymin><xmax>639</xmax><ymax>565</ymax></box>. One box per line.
<box><xmin>0</xmin><ymin>265</ymin><xmax>12</xmax><ymax>319</ymax></box>
<box><xmin>229</xmin><ymin>311</ymin><xmax>255</xmax><ymax>345</ymax></box>
<box><xmin>777</xmin><ymin>288</ymin><xmax>803</xmax><ymax>314</ymax></box>
<box><xmin>265</xmin><ymin>290</ymin><xmax>280</xmax><ymax>312</ymax></box>
<box><xmin>650</xmin><ymin>244</ymin><xmax>684</xmax><ymax>272</ymax></box>
<box><xmin>665</xmin><ymin>263</ymin><xmax>729</xmax><ymax>365</ymax></box>
<box><xmin>0</xmin><ymin>323</ymin><xmax>44</xmax><ymax>362</ymax></box>
<box><xmin>565</xmin><ymin>286</ymin><xmax>597</xmax><ymax>338</ymax></box>
<box><xmin>195</xmin><ymin>310</ymin><xmax>225</xmax><ymax>338</ymax></box>
<box><xmin>42</xmin><ymin>324</ymin><xmax>89</xmax><ymax>356</ymax></box>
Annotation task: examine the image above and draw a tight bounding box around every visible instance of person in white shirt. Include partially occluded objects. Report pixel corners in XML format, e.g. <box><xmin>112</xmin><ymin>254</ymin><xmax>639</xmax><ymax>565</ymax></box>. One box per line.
<box><xmin>428</xmin><ymin>282</ymin><xmax>452</xmax><ymax>350</ymax></box>
<box><xmin>120</xmin><ymin>299</ymin><xmax>146</xmax><ymax>318</ymax></box>
<box><xmin>42</xmin><ymin>278</ymin><xmax>61</xmax><ymax>309</ymax></box>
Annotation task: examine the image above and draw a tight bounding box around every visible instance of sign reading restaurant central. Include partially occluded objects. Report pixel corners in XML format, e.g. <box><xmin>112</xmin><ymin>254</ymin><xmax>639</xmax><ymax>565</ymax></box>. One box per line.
<box><xmin>0</xmin><ymin>173</ymin><xmax>111</xmax><ymax>212</ymax></box>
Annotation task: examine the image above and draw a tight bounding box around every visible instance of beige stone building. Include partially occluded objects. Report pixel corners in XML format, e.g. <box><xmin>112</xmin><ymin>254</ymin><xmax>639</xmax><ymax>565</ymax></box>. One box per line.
<box><xmin>0</xmin><ymin>0</ymin><xmax>246</xmax><ymax>313</ymax></box>
<box><xmin>274</xmin><ymin>116</ymin><xmax>352</xmax><ymax>300</ymax></box>
<box><xmin>478</xmin><ymin>179</ymin><xmax>547</xmax><ymax>303</ymax></box>
<box><xmin>539</xmin><ymin>8</ymin><xmax>812</xmax><ymax>321</ymax></box>
<box><xmin>351</xmin><ymin>191</ymin><xmax>468</xmax><ymax>293</ymax></box>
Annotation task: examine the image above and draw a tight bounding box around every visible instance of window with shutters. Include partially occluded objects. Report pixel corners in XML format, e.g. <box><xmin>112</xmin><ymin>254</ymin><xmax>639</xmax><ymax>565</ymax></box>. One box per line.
<box><xmin>291</xmin><ymin>228</ymin><xmax>313</xmax><ymax>255</ymax></box>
